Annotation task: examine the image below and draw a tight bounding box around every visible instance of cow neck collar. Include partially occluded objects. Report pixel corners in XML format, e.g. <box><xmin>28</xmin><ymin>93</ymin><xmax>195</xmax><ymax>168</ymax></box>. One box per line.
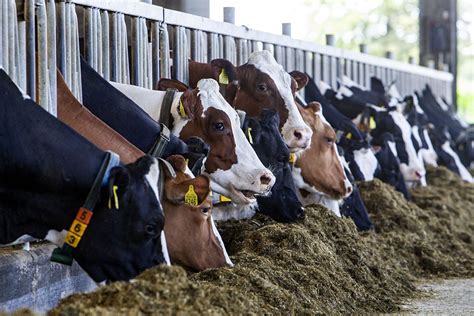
<box><xmin>50</xmin><ymin>151</ymin><xmax>120</xmax><ymax>266</ymax></box>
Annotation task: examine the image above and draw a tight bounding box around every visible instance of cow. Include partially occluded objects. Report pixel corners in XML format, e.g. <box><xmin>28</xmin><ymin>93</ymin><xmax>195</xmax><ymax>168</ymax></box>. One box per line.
<box><xmin>213</xmin><ymin>109</ymin><xmax>304</xmax><ymax>222</ymax></box>
<box><xmin>338</xmin><ymin>152</ymin><xmax>374</xmax><ymax>231</ymax></box>
<box><xmin>110</xmin><ymin>78</ymin><xmax>276</xmax><ymax>208</ymax></box>
<box><xmin>56</xmin><ymin>73</ymin><xmax>232</xmax><ymax>271</ymax></box>
<box><xmin>80</xmin><ymin>60</ymin><xmax>275</xmax><ymax>208</ymax></box>
<box><xmin>304</xmin><ymin>77</ymin><xmax>378</xmax><ymax>181</ymax></box>
<box><xmin>188</xmin><ymin>50</ymin><xmax>312</xmax><ymax>152</ymax></box>
<box><xmin>324</xmin><ymin>76</ymin><xmax>426</xmax><ymax>187</ymax></box>
<box><xmin>0</xmin><ymin>68</ymin><xmax>165</xmax><ymax>282</ymax></box>
<box><xmin>162</xmin><ymin>155</ymin><xmax>233</xmax><ymax>270</ymax></box>
<box><xmin>292</xmin><ymin>102</ymin><xmax>353</xmax><ymax>217</ymax></box>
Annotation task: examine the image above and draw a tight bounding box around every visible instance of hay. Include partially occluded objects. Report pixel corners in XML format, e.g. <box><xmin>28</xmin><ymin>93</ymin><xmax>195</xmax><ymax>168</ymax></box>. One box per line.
<box><xmin>49</xmin><ymin>167</ymin><xmax>473</xmax><ymax>315</ymax></box>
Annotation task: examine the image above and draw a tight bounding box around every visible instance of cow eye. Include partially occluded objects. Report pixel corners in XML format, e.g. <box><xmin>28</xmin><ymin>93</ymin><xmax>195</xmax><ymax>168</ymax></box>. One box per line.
<box><xmin>145</xmin><ymin>224</ymin><xmax>157</xmax><ymax>236</ymax></box>
<box><xmin>212</xmin><ymin>122</ymin><xmax>225</xmax><ymax>131</ymax></box>
<box><xmin>257</xmin><ymin>83</ymin><xmax>267</xmax><ymax>92</ymax></box>
<box><xmin>325</xmin><ymin>137</ymin><xmax>334</xmax><ymax>145</ymax></box>
<box><xmin>201</xmin><ymin>208</ymin><xmax>210</xmax><ymax>215</ymax></box>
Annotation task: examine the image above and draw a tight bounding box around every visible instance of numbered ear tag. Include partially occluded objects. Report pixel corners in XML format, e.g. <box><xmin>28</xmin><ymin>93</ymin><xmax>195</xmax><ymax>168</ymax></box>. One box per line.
<box><xmin>178</xmin><ymin>100</ymin><xmax>187</xmax><ymax>118</ymax></box>
<box><xmin>108</xmin><ymin>185</ymin><xmax>120</xmax><ymax>210</ymax></box>
<box><xmin>218</xmin><ymin>68</ymin><xmax>229</xmax><ymax>85</ymax></box>
<box><xmin>369</xmin><ymin>117</ymin><xmax>376</xmax><ymax>129</ymax></box>
<box><xmin>346</xmin><ymin>132</ymin><xmax>352</xmax><ymax>139</ymax></box>
<box><xmin>185</xmin><ymin>185</ymin><xmax>199</xmax><ymax>206</ymax></box>
<box><xmin>289</xmin><ymin>153</ymin><xmax>296</xmax><ymax>164</ymax></box>
<box><xmin>247</xmin><ymin>127</ymin><xmax>253</xmax><ymax>144</ymax></box>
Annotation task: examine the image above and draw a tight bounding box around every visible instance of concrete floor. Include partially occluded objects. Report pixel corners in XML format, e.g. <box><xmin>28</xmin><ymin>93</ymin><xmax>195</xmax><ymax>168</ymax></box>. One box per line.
<box><xmin>401</xmin><ymin>279</ymin><xmax>474</xmax><ymax>315</ymax></box>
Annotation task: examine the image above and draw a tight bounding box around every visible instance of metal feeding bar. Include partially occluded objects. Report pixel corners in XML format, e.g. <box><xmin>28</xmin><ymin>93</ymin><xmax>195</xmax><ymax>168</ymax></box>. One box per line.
<box><xmin>4</xmin><ymin>0</ymin><xmax>454</xmax><ymax>113</ymax></box>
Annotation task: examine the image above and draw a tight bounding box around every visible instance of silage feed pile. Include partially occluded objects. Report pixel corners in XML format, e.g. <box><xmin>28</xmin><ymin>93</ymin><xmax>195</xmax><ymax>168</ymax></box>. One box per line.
<box><xmin>50</xmin><ymin>166</ymin><xmax>473</xmax><ymax>315</ymax></box>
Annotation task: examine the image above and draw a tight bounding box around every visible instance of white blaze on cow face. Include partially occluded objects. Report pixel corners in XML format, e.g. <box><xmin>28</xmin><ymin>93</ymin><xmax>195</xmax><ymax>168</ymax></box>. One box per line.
<box><xmin>389</xmin><ymin>110</ymin><xmax>427</xmax><ymax>186</ymax></box>
<box><xmin>421</xmin><ymin>128</ymin><xmax>438</xmax><ymax>167</ymax></box>
<box><xmin>195</xmin><ymin>79</ymin><xmax>276</xmax><ymax>204</ymax></box>
<box><xmin>353</xmin><ymin>147</ymin><xmax>378</xmax><ymax>181</ymax></box>
<box><xmin>247</xmin><ymin>51</ymin><xmax>312</xmax><ymax>152</ymax></box>
<box><xmin>441</xmin><ymin>141</ymin><xmax>474</xmax><ymax>183</ymax></box>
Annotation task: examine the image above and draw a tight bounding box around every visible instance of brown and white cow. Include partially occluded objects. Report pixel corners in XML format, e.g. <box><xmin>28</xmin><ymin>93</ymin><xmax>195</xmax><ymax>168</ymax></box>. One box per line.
<box><xmin>292</xmin><ymin>102</ymin><xmax>353</xmax><ymax>216</ymax></box>
<box><xmin>163</xmin><ymin>155</ymin><xmax>232</xmax><ymax>270</ymax></box>
<box><xmin>188</xmin><ymin>50</ymin><xmax>312</xmax><ymax>152</ymax></box>
<box><xmin>110</xmin><ymin>79</ymin><xmax>275</xmax><ymax>207</ymax></box>
<box><xmin>56</xmin><ymin>74</ymin><xmax>232</xmax><ymax>271</ymax></box>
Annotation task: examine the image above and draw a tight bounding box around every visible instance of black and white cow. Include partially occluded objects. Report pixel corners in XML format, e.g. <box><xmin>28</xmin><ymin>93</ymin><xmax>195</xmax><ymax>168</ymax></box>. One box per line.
<box><xmin>304</xmin><ymin>77</ymin><xmax>378</xmax><ymax>182</ymax></box>
<box><xmin>325</xmin><ymin>76</ymin><xmax>427</xmax><ymax>187</ymax></box>
<box><xmin>0</xmin><ymin>69</ymin><xmax>166</xmax><ymax>282</ymax></box>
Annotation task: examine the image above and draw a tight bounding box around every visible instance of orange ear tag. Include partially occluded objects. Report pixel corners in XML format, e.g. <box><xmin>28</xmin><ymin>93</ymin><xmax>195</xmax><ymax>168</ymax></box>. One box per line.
<box><xmin>185</xmin><ymin>185</ymin><xmax>198</xmax><ymax>206</ymax></box>
<box><xmin>178</xmin><ymin>100</ymin><xmax>187</xmax><ymax>118</ymax></box>
<box><xmin>247</xmin><ymin>127</ymin><xmax>253</xmax><ymax>144</ymax></box>
<box><xmin>219</xmin><ymin>68</ymin><xmax>229</xmax><ymax>85</ymax></box>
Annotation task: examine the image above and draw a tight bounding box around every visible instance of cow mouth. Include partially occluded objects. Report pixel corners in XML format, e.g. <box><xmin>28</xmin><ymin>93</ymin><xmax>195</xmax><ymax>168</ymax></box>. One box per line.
<box><xmin>230</xmin><ymin>186</ymin><xmax>258</xmax><ymax>204</ymax></box>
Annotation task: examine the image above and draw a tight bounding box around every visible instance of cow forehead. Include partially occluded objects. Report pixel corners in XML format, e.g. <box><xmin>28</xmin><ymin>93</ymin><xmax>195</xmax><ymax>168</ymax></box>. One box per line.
<box><xmin>196</xmin><ymin>79</ymin><xmax>239</xmax><ymax>122</ymax></box>
<box><xmin>247</xmin><ymin>52</ymin><xmax>292</xmax><ymax>96</ymax></box>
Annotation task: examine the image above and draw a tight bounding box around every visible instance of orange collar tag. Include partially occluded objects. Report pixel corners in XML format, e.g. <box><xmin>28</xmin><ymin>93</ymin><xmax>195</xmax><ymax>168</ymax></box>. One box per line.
<box><xmin>64</xmin><ymin>208</ymin><xmax>93</xmax><ymax>248</ymax></box>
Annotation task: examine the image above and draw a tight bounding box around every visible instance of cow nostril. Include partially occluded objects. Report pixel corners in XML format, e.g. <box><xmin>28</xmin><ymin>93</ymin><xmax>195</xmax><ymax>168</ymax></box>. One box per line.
<box><xmin>260</xmin><ymin>174</ymin><xmax>272</xmax><ymax>185</ymax></box>
<box><xmin>415</xmin><ymin>171</ymin><xmax>422</xmax><ymax>178</ymax></box>
<box><xmin>294</xmin><ymin>130</ymin><xmax>302</xmax><ymax>140</ymax></box>
<box><xmin>347</xmin><ymin>186</ymin><xmax>352</xmax><ymax>195</ymax></box>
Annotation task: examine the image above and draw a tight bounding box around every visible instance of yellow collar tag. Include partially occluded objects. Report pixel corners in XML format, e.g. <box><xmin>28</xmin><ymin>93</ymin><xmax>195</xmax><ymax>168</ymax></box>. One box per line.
<box><xmin>108</xmin><ymin>185</ymin><xmax>120</xmax><ymax>210</ymax></box>
<box><xmin>289</xmin><ymin>153</ymin><xmax>296</xmax><ymax>164</ymax></box>
<box><xmin>369</xmin><ymin>117</ymin><xmax>376</xmax><ymax>129</ymax></box>
<box><xmin>178</xmin><ymin>100</ymin><xmax>187</xmax><ymax>118</ymax></box>
<box><xmin>218</xmin><ymin>68</ymin><xmax>229</xmax><ymax>85</ymax></box>
<box><xmin>247</xmin><ymin>127</ymin><xmax>253</xmax><ymax>144</ymax></box>
<box><xmin>346</xmin><ymin>132</ymin><xmax>352</xmax><ymax>139</ymax></box>
<box><xmin>184</xmin><ymin>185</ymin><xmax>199</xmax><ymax>206</ymax></box>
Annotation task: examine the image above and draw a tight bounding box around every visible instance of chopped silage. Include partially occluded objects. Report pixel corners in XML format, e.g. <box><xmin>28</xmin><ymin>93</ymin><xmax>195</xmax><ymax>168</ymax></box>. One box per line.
<box><xmin>49</xmin><ymin>166</ymin><xmax>473</xmax><ymax>315</ymax></box>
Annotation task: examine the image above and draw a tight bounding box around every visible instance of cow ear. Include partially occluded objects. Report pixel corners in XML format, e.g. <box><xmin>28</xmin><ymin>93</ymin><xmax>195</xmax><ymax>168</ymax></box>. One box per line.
<box><xmin>289</xmin><ymin>71</ymin><xmax>309</xmax><ymax>91</ymax></box>
<box><xmin>165</xmin><ymin>172</ymin><xmax>211</xmax><ymax>205</ymax></box>
<box><xmin>307</xmin><ymin>101</ymin><xmax>321</xmax><ymax>113</ymax></box>
<box><xmin>156</xmin><ymin>78</ymin><xmax>189</xmax><ymax>92</ymax></box>
<box><xmin>166</xmin><ymin>155</ymin><xmax>187</xmax><ymax>174</ymax></box>
<box><xmin>178</xmin><ymin>89</ymin><xmax>198</xmax><ymax>120</ymax></box>
<box><xmin>210</xmin><ymin>59</ymin><xmax>237</xmax><ymax>84</ymax></box>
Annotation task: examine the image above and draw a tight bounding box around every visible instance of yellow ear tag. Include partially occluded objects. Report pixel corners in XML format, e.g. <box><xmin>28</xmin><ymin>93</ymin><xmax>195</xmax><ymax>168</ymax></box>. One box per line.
<box><xmin>108</xmin><ymin>185</ymin><xmax>120</xmax><ymax>209</ymax></box>
<box><xmin>289</xmin><ymin>153</ymin><xmax>296</xmax><ymax>164</ymax></box>
<box><xmin>185</xmin><ymin>158</ymin><xmax>189</xmax><ymax>166</ymax></box>
<box><xmin>219</xmin><ymin>195</ymin><xmax>232</xmax><ymax>203</ymax></box>
<box><xmin>346</xmin><ymin>132</ymin><xmax>352</xmax><ymax>139</ymax></box>
<box><xmin>369</xmin><ymin>117</ymin><xmax>376</xmax><ymax>129</ymax></box>
<box><xmin>218</xmin><ymin>68</ymin><xmax>229</xmax><ymax>85</ymax></box>
<box><xmin>247</xmin><ymin>127</ymin><xmax>253</xmax><ymax>144</ymax></box>
<box><xmin>178</xmin><ymin>100</ymin><xmax>187</xmax><ymax>118</ymax></box>
<box><xmin>185</xmin><ymin>185</ymin><xmax>199</xmax><ymax>206</ymax></box>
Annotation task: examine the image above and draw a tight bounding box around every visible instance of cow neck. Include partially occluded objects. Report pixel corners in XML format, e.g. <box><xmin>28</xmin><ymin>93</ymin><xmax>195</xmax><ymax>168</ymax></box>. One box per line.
<box><xmin>50</xmin><ymin>151</ymin><xmax>120</xmax><ymax>266</ymax></box>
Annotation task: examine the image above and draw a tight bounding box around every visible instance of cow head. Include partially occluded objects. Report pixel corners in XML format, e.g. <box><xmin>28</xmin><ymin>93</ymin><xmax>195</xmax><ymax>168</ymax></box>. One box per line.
<box><xmin>159</xmin><ymin>78</ymin><xmax>276</xmax><ymax>205</ymax></box>
<box><xmin>338</xmin><ymin>135</ymin><xmax>379</xmax><ymax>182</ymax></box>
<box><xmin>293</xmin><ymin>102</ymin><xmax>352</xmax><ymax>208</ymax></box>
<box><xmin>162</xmin><ymin>155</ymin><xmax>231</xmax><ymax>270</ymax></box>
<box><xmin>243</xmin><ymin>110</ymin><xmax>304</xmax><ymax>222</ymax></box>
<box><xmin>70</xmin><ymin>156</ymin><xmax>165</xmax><ymax>282</ymax></box>
<box><xmin>204</xmin><ymin>51</ymin><xmax>312</xmax><ymax>152</ymax></box>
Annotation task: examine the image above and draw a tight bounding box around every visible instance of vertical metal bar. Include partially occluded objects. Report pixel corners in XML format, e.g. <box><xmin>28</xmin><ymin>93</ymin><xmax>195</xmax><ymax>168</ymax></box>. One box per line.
<box><xmin>73</xmin><ymin>4</ymin><xmax>82</xmax><ymax>102</ymax></box>
<box><xmin>18</xmin><ymin>21</ymin><xmax>26</xmax><ymax>91</ymax></box>
<box><xmin>47</xmin><ymin>0</ymin><xmax>57</xmax><ymax>116</ymax></box>
<box><xmin>0</xmin><ymin>0</ymin><xmax>3</xmax><ymax>68</ymax></box>
<box><xmin>208</xmin><ymin>32</ymin><xmax>219</xmax><ymax>60</ymax></box>
<box><xmin>3</xmin><ymin>0</ymin><xmax>10</xmax><ymax>73</ymax></box>
<box><xmin>65</xmin><ymin>2</ymin><xmax>72</xmax><ymax>87</ymax></box>
<box><xmin>111</xmin><ymin>12</ymin><xmax>118</xmax><ymax>81</ymax></box>
<box><xmin>224</xmin><ymin>35</ymin><xmax>236</xmax><ymax>65</ymax></box>
<box><xmin>36</xmin><ymin>0</ymin><xmax>49</xmax><ymax>111</ymax></box>
<box><xmin>57</xmin><ymin>1</ymin><xmax>66</xmax><ymax>76</ymax></box>
<box><xmin>8</xmin><ymin>0</ymin><xmax>16</xmax><ymax>82</ymax></box>
<box><xmin>122</xmin><ymin>14</ymin><xmax>130</xmax><ymax>84</ymax></box>
<box><xmin>101</xmin><ymin>11</ymin><xmax>110</xmax><ymax>80</ymax></box>
<box><xmin>151</xmin><ymin>21</ymin><xmax>160</xmax><ymax>86</ymax></box>
<box><xmin>25</xmin><ymin>0</ymin><xmax>35</xmax><ymax>99</ymax></box>
<box><xmin>85</xmin><ymin>8</ymin><xmax>93</xmax><ymax>67</ymax></box>
<box><xmin>132</xmin><ymin>16</ymin><xmax>139</xmax><ymax>86</ymax></box>
<box><xmin>159</xmin><ymin>22</ymin><xmax>170</xmax><ymax>79</ymax></box>
<box><xmin>96</xmin><ymin>8</ymin><xmax>103</xmax><ymax>76</ymax></box>
<box><xmin>313</xmin><ymin>53</ymin><xmax>321</xmax><ymax>85</ymax></box>
<box><xmin>263</xmin><ymin>43</ymin><xmax>274</xmax><ymax>54</ymax></box>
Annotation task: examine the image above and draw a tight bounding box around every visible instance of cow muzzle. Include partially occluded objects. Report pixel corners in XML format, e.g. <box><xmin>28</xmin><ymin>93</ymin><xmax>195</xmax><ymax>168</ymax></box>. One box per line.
<box><xmin>285</xmin><ymin>126</ymin><xmax>312</xmax><ymax>152</ymax></box>
<box><xmin>229</xmin><ymin>169</ymin><xmax>275</xmax><ymax>204</ymax></box>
